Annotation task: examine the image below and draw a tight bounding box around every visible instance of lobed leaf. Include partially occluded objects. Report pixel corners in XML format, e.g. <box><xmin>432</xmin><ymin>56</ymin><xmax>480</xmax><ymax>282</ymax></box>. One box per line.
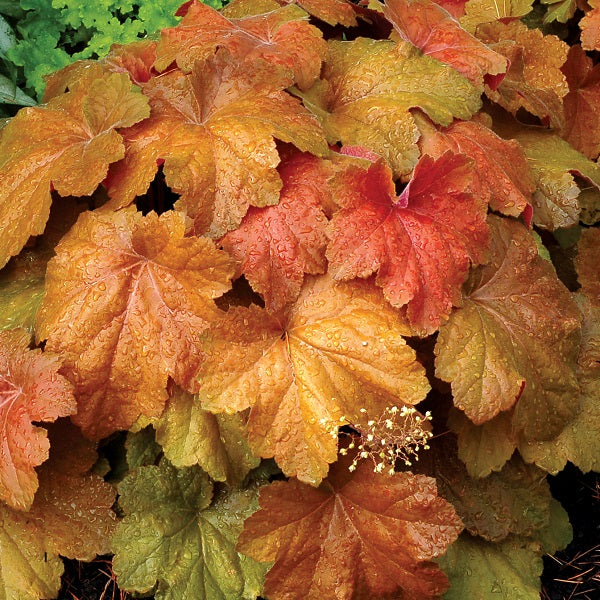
<box><xmin>155</xmin><ymin>386</ymin><xmax>260</xmax><ymax>486</ymax></box>
<box><xmin>196</xmin><ymin>275</ymin><xmax>430</xmax><ymax>485</ymax></box>
<box><xmin>416</xmin><ymin>114</ymin><xmax>534</xmax><ymax>217</ymax></box>
<box><xmin>435</xmin><ymin>216</ymin><xmax>581</xmax><ymax>446</ymax></box>
<box><xmin>459</xmin><ymin>0</ymin><xmax>534</xmax><ymax>32</ymax></box>
<box><xmin>0</xmin><ymin>329</ymin><xmax>75</xmax><ymax>510</ymax></box>
<box><xmin>478</xmin><ymin>21</ymin><xmax>568</xmax><ymax>129</ymax></box>
<box><xmin>112</xmin><ymin>459</ymin><xmax>267</xmax><ymax>600</ymax></box>
<box><xmin>383</xmin><ymin>0</ymin><xmax>507</xmax><ymax>89</ymax></box>
<box><xmin>0</xmin><ymin>70</ymin><xmax>150</xmax><ymax>269</ymax></box>
<box><xmin>36</xmin><ymin>208</ymin><xmax>234</xmax><ymax>440</ymax></box>
<box><xmin>300</xmin><ymin>37</ymin><xmax>481</xmax><ymax>177</ymax></box>
<box><xmin>416</xmin><ymin>436</ymin><xmax>552</xmax><ymax>542</ymax></box>
<box><xmin>106</xmin><ymin>49</ymin><xmax>327</xmax><ymax>238</ymax></box>
<box><xmin>238</xmin><ymin>454</ymin><xmax>462</xmax><ymax>600</ymax></box>
<box><xmin>508</xmin><ymin>128</ymin><xmax>600</xmax><ymax>230</ymax></box>
<box><xmin>326</xmin><ymin>152</ymin><xmax>490</xmax><ymax>334</ymax></box>
<box><xmin>438</xmin><ymin>534</ymin><xmax>543</xmax><ymax>600</ymax></box>
<box><xmin>518</xmin><ymin>231</ymin><xmax>600</xmax><ymax>473</ymax></box>
<box><xmin>0</xmin><ymin>421</ymin><xmax>117</xmax><ymax>600</ymax></box>
<box><xmin>220</xmin><ymin>150</ymin><xmax>336</xmax><ymax>313</ymax></box>
<box><xmin>561</xmin><ymin>44</ymin><xmax>600</xmax><ymax>160</ymax></box>
<box><xmin>581</xmin><ymin>3</ymin><xmax>600</xmax><ymax>51</ymax></box>
<box><xmin>155</xmin><ymin>0</ymin><xmax>327</xmax><ymax>90</ymax></box>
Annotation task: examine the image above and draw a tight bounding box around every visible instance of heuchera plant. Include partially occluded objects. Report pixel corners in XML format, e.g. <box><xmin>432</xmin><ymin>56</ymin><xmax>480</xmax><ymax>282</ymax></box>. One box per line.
<box><xmin>0</xmin><ymin>0</ymin><xmax>599</xmax><ymax>598</ymax></box>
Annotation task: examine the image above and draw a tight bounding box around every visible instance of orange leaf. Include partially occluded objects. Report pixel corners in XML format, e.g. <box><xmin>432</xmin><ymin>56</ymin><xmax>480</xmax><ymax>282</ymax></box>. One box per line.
<box><xmin>383</xmin><ymin>0</ymin><xmax>507</xmax><ymax>89</ymax></box>
<box><xmin>237</xmin><ymin>455</ymin><xmax>462</xmax><ymax>600</ymax></box>
<box><xmin>220</xmin><ymin>150</ymin><xmax>334</xmax><ymax>313</ymax></box>
<box><xmin>0</xmin><ymin>330</ymin><xmax>76</xmax><ymax>510</ymax></box>
<box><xmin>581</xmin><ymin>5</ymin><xmax>600</xmax><ymax>51</ymax></box>
<box><xmin>36</xmin><ymin>209</ymin><xmax>235</xmax><ymax>440</ymax></box>
<box><xmin>478</xmin><ymin>21</ymin><xmax>569</xmax><ymax>129</ymax></box>
<box><xmin>326</xmin><ymin>152</ymin><xmax>490</xmax><ymax>334</ymax></box>
<box><xmin>27</xmin><ymin>420</ymin><xmax>117</xmax><ymax>560</ymax></box>
<box><xmin>196</xmin><ymin>275</ymin><xmax>430</xmax><ymax>485</ymax></box>
<box><xmin>105</xmin><ymin>49</ymin><xmax>327</xmax><ymax>238</ymax></box>
<box><xmin>103</xmin><ymin>40</ymin><xmax>158</xmax><ymax>86</ymax></box>
<box><xmin>155</xmin><ymin>0</ymin><xmax>327</xmax><ymax>90</ymax></box>
<box><xmin>561</xmin><ymin>44</ymin><xmax>600</xmax><ymax>160</ymax></box>
<box><xmin>0</xmin><ymin>71</ymin><xmax>150</xmax><ymax>269</ymax></box>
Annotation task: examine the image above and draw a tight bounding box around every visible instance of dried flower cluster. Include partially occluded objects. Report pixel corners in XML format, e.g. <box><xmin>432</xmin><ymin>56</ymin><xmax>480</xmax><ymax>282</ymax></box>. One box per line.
<box><xmin>328</xmin><ymin>406</ymin><xmax>433</xmax><ymax>475</ymax></box>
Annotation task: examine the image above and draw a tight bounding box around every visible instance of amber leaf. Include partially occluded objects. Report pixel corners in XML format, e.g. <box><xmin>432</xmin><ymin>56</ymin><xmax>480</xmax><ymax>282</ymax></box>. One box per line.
<box><xmin>106</xmin><ymin>49</ymin><xmax>327</xmax><ymax>238</ymax></box>
<box><xmin>478</xmin><ymin>21</ymin><xmax>568</xmax><ymax>129</ymax></box>
<box><xmin>0</xmin><ymin>71</ymin><xmax>150</xmax><ymax>269</ymax></box>
<box><xmin>36</xmin><ymin>209</ymin><xmax>234</xmax><ymax>440</ymax></box>
<box><xmin>238</xmin><ymin>454</ymin><xmax>462</xmax><ymax>600</ymax></box>
<box><xmin>581</xmin><ymin>3</ymin><xmax>600</xmax><ymax>51</ymax></box>
<box><xmin>196</xmin><ymin>275</ymin><xmax>430</xmax><ymax>485</ymax></box>
<box><xmin>155</xmin><ymin>1</ymin><xmax>326</xmax><ymax>90</ymax></box>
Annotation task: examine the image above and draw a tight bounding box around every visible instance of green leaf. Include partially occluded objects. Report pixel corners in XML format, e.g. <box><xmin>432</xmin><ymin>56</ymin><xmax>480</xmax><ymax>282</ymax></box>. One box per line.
<box><xmin>0</xmin><ymin>248</ymin><xmax>49</xmax><ymax>333</ymax></box>
<box><xmin>137</xmin><ymin>0</ymin><xmax>182</xmax><ymax>33</ymax></box>
<box><xmin>155</xmin><ymin>387</ymin><xmax>260</xmax><ymax>486</ymax></box>
<box><xmin>0</xmin><ymin>14</ymin><xmax>16</xmax><ymax>54</ymax></box>
<box><xmin>438</xmin><ymin>534</ymin><xmax>543</xmax><ymax>600</ymax></box>
<box><xmin>125</xmin><ymin>427</ymin><xmax>162</xmax><ymax>470</ymax></box>
<box><xmin>536</xmin><ymin>498</ymin><xmax>572</xmax><ymax>555</ymax></box>
<box><xmin>540</xmin><ymin>0</ymin><xmax>576</xmax><ymax>23</ymax></box>
<box><xmin>112</xmin><ymin>459</ymin><xmax>268</xmax><ymax>600</ymax></box>
<box><xmin>0</xmin><ymin>73</ymin><xmax>36</xmax><ymax>105</ymax></box>
<box><xmin>6</xmin><ymin>35</ymin><xmax>71</xmax><ymax>97</ymax></box>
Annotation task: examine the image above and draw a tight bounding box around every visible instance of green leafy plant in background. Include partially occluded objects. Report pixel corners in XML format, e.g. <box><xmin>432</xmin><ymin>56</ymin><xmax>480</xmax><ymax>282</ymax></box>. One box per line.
<box><xmin>0</xmin><ymin>0</ymin><xmax>226</xmax><ymax>115</ymax></box>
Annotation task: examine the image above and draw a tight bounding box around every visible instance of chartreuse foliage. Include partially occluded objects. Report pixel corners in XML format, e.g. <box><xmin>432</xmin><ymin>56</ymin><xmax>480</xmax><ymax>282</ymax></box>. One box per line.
<box><xmin>0</xmin><ymin>1</ymin><xmax>599</xmax><ymax>599</ymax></box>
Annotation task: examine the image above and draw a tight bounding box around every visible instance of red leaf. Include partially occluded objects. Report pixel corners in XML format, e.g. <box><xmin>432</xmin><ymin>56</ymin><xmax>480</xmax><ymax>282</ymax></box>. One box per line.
<box><xmin>383</xmin><ymin>0</ymin><xmax>507</xmax><ymax>89</ymax></box>
<box><xmin>326</xmin><ymin>152</ymin><xmax>489</xmax><ymax>334</ymax></box>
<box><xmin>220</xmin><ymin>151</ymin><xmax>332</xmax><ymax>313</ymax></box>
<box><xmin>417</xmin><ymin>114</ymin><xmax>534</xmax><ymax>216</ymax></box>
<box><xmin>238</xmin><ymin>454</ymin><xmax>462</xmax><ymax>600</ymax></box>
<box><xmin>0</xmin><ymin>329</ymin><xmax>75</xmax><ymax>510</ymax></box>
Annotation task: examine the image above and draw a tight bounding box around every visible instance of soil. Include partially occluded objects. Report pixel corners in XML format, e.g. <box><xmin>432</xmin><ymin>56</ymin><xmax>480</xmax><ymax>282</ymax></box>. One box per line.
<box><xmin>57</xmin><ymin>464</ymin><xmax>599</xmax><ymax>600</ymax></box>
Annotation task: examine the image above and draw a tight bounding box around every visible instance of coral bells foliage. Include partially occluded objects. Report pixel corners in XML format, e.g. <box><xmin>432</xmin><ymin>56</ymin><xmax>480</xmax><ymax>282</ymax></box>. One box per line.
<box><xmin>0</xmin><ymin>0</ymin><xmax>599</xmax><ymax>599</ymax></box>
